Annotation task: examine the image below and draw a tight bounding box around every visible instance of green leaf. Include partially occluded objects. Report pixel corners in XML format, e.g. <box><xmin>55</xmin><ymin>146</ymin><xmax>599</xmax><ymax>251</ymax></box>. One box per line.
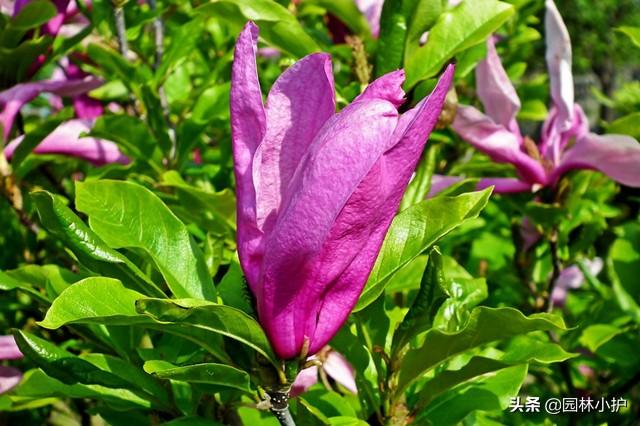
<box><xmin>606</xmin><ymin>112</ymin><xmax>640</xmax><ymax>139</ymax></box>
<box><xmin>12</xmin><ymin>330</ymin><xmax>133</xmax><ymax>389</ymax></box>
<box><xmin>12</xmin><ymin>369</ymin><xmax>153</xmax><ymax>411</ymax></box>
<box><xmin>404</xmin><ymin>0</ymin><xmax>442</xmax><ymax>59</ymax></box>
<box><xmin>136</xmin><ymin>298</ymin><xmax>279</xmax><ymax>368</ymax></box>
<box><xmin>90</xmin><ymin>115</ymin><xmax>160</xmax><ymax>163</ymax></box>
<box><xmin>396</xmin><ymin>307</ymin><xmax>566</xmax><ymax>393</ymax></box>
<box><xmin>375</xmin><ymin>0</ymin><xmax>407</xmax><ymax>76</ymax></box>
<box><xmin>75</xmin><ymin>180</ymin><xmax>215</xmax><ymax>301</ymax></box>
<box><xmin>39</xmin><ymin>277</ymin><xmax>149</xmax><ymax>329</ymax></box>
<box><xmin>143</xmin><ymin>361</ymin><xmax>252</xmax><ymax>392</ymax></box>
<box><xmin>393</xmin><ymin>247</ymin><xmax>447</xmax><ymax>352</ymax></box>
<box><xmin>617</xmin><ymin>26</ymin><xmax>640</xmax><ymax>48</ymax></box>
<box><xmin>197</xmin><ymin>0</ymin><xmax>320</xmax><ymax>58</ymax></box>
<box><xmin>30</xmin><ymin>191</ymin><xmax>164</xmax><ymax>297</ymax></box>
<box><xmin>0</xmin><ymin>0</ymin><xmax>55</xmax><ymax>47</ymax></box>
<box><xmin>419</xmin><ymin>365</ymin><xmax>528</xmax><ymax>424</ymax></box>
<box><xmin>305</xmin><ymin>0</ymin><xmax>371</xmax><ymax>37</ymax></box>
<box><xmin>404</xmin><ymin>0</ymin><xmax>514</xmax><ymax>87</ymax></box>
<box><xmin>356</xmin><ymin>188</ymin><xmax>492</xmax><ymax>311</ymax></box>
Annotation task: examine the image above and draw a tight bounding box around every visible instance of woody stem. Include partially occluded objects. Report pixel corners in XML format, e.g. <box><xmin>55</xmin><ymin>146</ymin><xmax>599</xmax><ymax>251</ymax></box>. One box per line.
<box><xmin>267</xmin><ymin>389</ymin><xmax>296</xmax><ymax>426</ymax></box>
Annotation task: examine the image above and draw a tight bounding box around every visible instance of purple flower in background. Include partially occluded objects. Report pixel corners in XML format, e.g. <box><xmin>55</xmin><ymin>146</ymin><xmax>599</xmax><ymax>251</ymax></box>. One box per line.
<box><xmin>0</xmin><ymin>335</ymin><xmax>23</xmax><ymax>395</ymax></box>
<box><xmin>290</xmin><ymin>349</ymin><xmax>357</xmax><ymax>397</ymax></box>
<box><xmin>432</xmin><ymin>0</ymin><xmax>640</xmax><ymax>196</ymax></box>
<box><xmin>551</xmin><ymin>258</ymin><xmax>603</xmax><ymax>308</ymax></box>
<box><xmin>4</xmin><ymin>119</ymin><xmax>128</xmax><ymax>166</ymax></box>
<box><xmin>231</xmin><ymin>22</ymin><xmax>453</xmax><ymax>359</ymax></box>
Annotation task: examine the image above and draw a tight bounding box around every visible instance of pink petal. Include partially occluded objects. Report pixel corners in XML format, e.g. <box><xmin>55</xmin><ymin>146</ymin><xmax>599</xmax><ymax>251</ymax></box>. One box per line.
<box><xmin>452</xmin><ymin>105</ymin><xmax>547</xmax><ymax>185</ymax></box>
<box><xmin>258</xmin><ymin>98</ymin><xmax>399</xmax><ymax>359</ymax></box>
<box><xmin>551</xmin><ymin>258</ymin><xmax>603</xmax><ymax>307</ymax></box>
<box><xmin>476</xmin><ymin>37</ymin><xmax>521</xmax><ymax>135</ymax></box>
<box><xmin>289</xmin><ymin>365</ymin><xmax>319</xmax><ymax>397</ymax></box>
<box><xmin>308</xmin><ymin>65</ymin><xmax>454</xmax><ymax>355</ymax></box>
<box><xmin>254</xmin><ymin>53</ymin><xmax>335</xmax><ymax>234</ymax></box>
<box><xmin>0</xmin><ymin>366</ymin><xmax>22</xmax><ymax>394</ymax></box>
<box><xmin>1</xmin><ymin>77</ymin><xmax>102</xmax><ymax>140</ymax></box>
<box><xmin>553</xmin><ymin>133</ymin><xmax>640</xmax><ymax>187</ymax></box>
<box><xmin>0</xmin><ymin>336</ymin><xmax>23</xmax><ymax>360</ymax></box>
<box><xmin>476</xmin><ymin>177</ymin><xmax>533</xmax><ymax>193</ymax></box>
<box><xmin>545</xmin><ymin>0</ymin><xmax>574</xmax><ymax>132</ymax></box>
<box><xmin>323</xmin><ymin>351</ymin><xmax>357</xmax><ymax>394</ymax></box>
<box><xmin>427</xmin><ymin>175</ymin><xmax>463</xmax><ymax>197</ymax></box>
<box><xmin>355</xmin><ymin>0</ymin><xmax>384</xmax><ymax>37</ymax></box>
<box><xmin>4</xmin><ymin>119</ymin><xmax>129</xmax><ymax>166</ymax></box>
<box><xmin>354</xmin><ymin>70</ymin><xmax>406</xmax><ymax>108</ymax></box>
<box><xmin>540</xmin><ymin>104</ymin><xmax>589</xmax><ymax>166</ymax></box>
<box><xmin>230</xmin><ymin>22</ymin><xmax>267</xmax><ymax>289</ymax></box>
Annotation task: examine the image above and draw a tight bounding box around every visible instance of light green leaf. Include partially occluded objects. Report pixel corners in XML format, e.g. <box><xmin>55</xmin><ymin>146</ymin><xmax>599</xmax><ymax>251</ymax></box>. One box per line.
<box><xmin>197</xmin><ymin>0</ymin><xmax>320</xmax><ymax>58</ymax></box>
<box><xmin>617</xmin><ymin>26</ymin><xmax>640</xmax><ymax>48</ymax></box>
<box><xmin>75</xmin><ymin>180</ymin><xmax>215</xmax><ymax>301</ymax></box>
<box><xmin>136</xmin><ymin>298</ymin><xmax>279</xmax><ymax>368</ymax></box>
<box><xmin>30</xmin><ymin>191</ymin><xmax>164</xmax><ymax>297</ymax></box>
<box><xmin>356</xmin><ymin>188</ymin><xmax>492</xmax><ymax>311</ymax></box>
<box><xmin>396</xmin><ymin>307</ymin><xmax>566</xmax><ymax>393</ymax></box>
<box><xmin>144</xmin><ymin>361</ymin><xmax>252</xmax><ymax>392</ymax></box>
<box><xmin>405</xmin><ymin>0</ymin><xmax>514</xmax><ymax>87</ymax></box>
<box><xmin>606</xmin><ymin>112</ymin><xmax>640</xmax><ymax>139</ymax></box>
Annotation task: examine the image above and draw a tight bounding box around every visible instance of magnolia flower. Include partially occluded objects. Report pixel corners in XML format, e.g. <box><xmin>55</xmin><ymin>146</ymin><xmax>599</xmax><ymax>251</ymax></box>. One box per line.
<box><xmin>0</xmin><ymin>335</ymin><xmax>23</xmax><ymax>394</ymax></box>
<box><xmin>231</xmin><ymin>22</ymin><xmax>453</xmax><ymax>359</ymax></box>
<box><xmin>432</xmin><ymin>0</ymin><xmax>640</xmax><ymax>196</ymax></box>
<box><xmin>290</xmin><ymin>348</ymin><xmax>357</xmax><ymax>397</ymax></box>
<box><xmin>551</xmin><ymin>258</ymin><xmax>603</xmax><ymax>308</ymax></box>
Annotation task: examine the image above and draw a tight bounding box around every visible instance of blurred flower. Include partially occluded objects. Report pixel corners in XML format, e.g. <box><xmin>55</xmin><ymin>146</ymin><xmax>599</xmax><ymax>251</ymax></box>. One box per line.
<box><xmin>432</xmin><ymin>0</ymin><xmax>640</xmax><ymax>196</ymax></box>
<box><xmin>231</xmin><ymin>22</ymin><xmax>454</xmax><ymax>359</ymax></box>
<box><xmin>551</xmin><ymin>258</ymin><xmax>603</xmax><ymax>308</ymax></box>
<box><xmin>0</xmin><ymin>335</ymin><xmax>23</xmax><ymax>395</ymax></box>
<box><xmin>4</xmin><ymin>119</ymin><xmax>128</xmax><ymax>166</ymax></box>
<box><xmin>290</xmin><ymin>348</ymin><xmax>357</xmax><ymax>396</ymax></box>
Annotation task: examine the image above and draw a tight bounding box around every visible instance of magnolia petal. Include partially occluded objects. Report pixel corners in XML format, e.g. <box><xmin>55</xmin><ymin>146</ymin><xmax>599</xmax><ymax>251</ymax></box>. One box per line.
<box><xmin>554</xmin><ymin>133</ymin><xmax>640</xmax><ymax>187</ymax></box>
<box><xmin>355</xmin><ymin>0</ymin><xmax>384</xmax><ymax>37</ymax></box>
<box><xmin>477</xmin><ymin>177</ymin><xmax>533</xmax><ymax>193</ymax></box>
<box><xmin>0</xmin><ymin>77</ymin><xmax>101</xmax><ymax>140</ymax></box>
<box><xmin>289</xmin><ymin>365</ymin><xmax>319</xmax><ymax>397</ymax></box>
<box><xmin>545</xmin><ymin>0</ymin><xmax>574</xmax><ymax>131</ymax></box>
<box><xmin>427</xmin><ymin>174</ymin><xmax>463</xmax><ymax>197</ymax></box>
<box><xmin>308</xmin><ymin>65</ymin><xmax>454</xmax><ymax>355</ymax></box>
<box><xmin>4</xmin><ymin>119</ymin><xmax>128</xmax><ymax>165</ymax></box>
<box><xmin>323</xmin><ymin>351</ymin><xmax>357</xmax><ymax>394</ymax></box>
<box><xmin>476</xmin><ymin>37</ymin><xmax>521</xmax><ymax>135</ymax></box>
<box><xmin>355</xmin><ymin>69</ymin><xmax>406</xmax><ymax>108</ymax></box>
<box><xmin>551</xmin><ymin>258</ymin><xmax>603</xmax><ymax>307</ymax></box>
<box><xmin>0</xmin><ymin>336</ymin><xmax>23</xmax><ymax>360</ymax></box>
<box><xmin>540</xmin><ymin>104</ymin><xmax>589</xmax><ymax>166</ymax></box>
<box><xmin>452</xmin><ymin>105</ymin><xmax>547</xmax><ymax>185</ymax></box>
<box><xmin>0</xmin><ymin>366</ymin><xmax>22</xmax><ymax>394</ymax></box>
<box><xmin>254</xmin><ymin>53</ymin><xmax>335</xmax><ymax>234</ymax></box>
<box><xmin>230</xmin><ymin>22</ymin><xmax>267</xmax><ymax>289</ymax></box>
<box><xmin>259</xmin><ymin>99</ymin><xmax>399</xmax><ymax>359</ymax></box>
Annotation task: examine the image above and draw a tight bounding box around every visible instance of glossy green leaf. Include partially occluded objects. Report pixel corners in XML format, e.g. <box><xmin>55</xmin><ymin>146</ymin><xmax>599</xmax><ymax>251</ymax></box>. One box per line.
<box><xmin>405</xmin><ymin>0</ymin><xmax>514</xmax><ymax>87</ymax></box>
<box><xmin>356</xmin><ymin>188</ymin><xmax>492</xmax><ymax>311</ymax></box>
<box><xmin>39</xmin><ymin>277</ymin><xmax>149</xmax><ymax>329</ymax></box>
<box><xmin>144</xmin><ymin>361</ymin><xmax>252</xmax><ymax>392</ymax></box>
<box><xmin>136</xmin><ymin>298</ymin><xmax>279</xmax><ymax>367</ymax></box>
<box><xmin>197</xmin><ymin>0</ymin><xmax>320</xmax><ymax>58</ymax></box>
<box><xmin>396</xmin><ymin>307</ymin><xmax>566</xmax><ymax>393</ymax></box>
<box><xmin>306</xmin><ymin>0</ymin><xmax>370</xmax><ymax>37</ymax></box>
<box><xmin>617</xmin><ymin>26</ymin><xmax>640</xmax><ymax>48</ymax></box>
<box><xmin>375</xmin><ymin>0</ymin><xmax>407</xmax><ymax>76</ymax></box>
<box><xmin>418</xmin><ymin>365</ymin><xmax>528</xmax><ymax>424</ymax></box>
<box><xmin>75</xmin><ymin>180</ymin><xmax>215</xmax><ymax>300</ymax></box>
<box><xmin>404</xmin><ymin>0</ymin><xmax>442</xmax><ymax>59</ymax></box>
<box><xmin>30</xmin><ymin>191</ymin><xmax>164</xmax><ymax>297</ymax></box>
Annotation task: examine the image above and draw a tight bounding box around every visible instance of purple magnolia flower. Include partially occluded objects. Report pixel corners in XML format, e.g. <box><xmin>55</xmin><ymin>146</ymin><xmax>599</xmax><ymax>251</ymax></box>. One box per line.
<box><xmin>231</xmin><ymin>22</ymin><xmax>454</xmax><ymax>359</ymax></box>
<box><xmin>4</xmin><ymin>119</ymin><xmax>128</xmax><ymax>166</ymax></box>
<box><xmin>0</xmin><ymin>335</ymin><xmax>23</xmax><ymax>395</ymax></box>
<box><xmin>433</xmin><ymin>0</ymin><xmax>640</xmax><ymax>196</ymax></box>
<box><xmin>290</xmin><ymin>348</ymin><xmax>357</xmax><ymax>397</ymax></box>
<box><xmin>551</xmin><ymin>258</ymin><xmax>603</xmax><ymax>308</ymax></box>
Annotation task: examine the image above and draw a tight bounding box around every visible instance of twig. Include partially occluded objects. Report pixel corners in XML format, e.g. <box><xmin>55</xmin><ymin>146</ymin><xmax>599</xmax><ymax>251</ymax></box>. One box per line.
<box><xmin>113</xmin><ymin>4</ymin><xmax>129</xmax><ymax>56</ymax></box>
<box><xmin>266</xmin><ymin>389</ymin><xmax>296</xmax><ymax>426</ymax></box>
